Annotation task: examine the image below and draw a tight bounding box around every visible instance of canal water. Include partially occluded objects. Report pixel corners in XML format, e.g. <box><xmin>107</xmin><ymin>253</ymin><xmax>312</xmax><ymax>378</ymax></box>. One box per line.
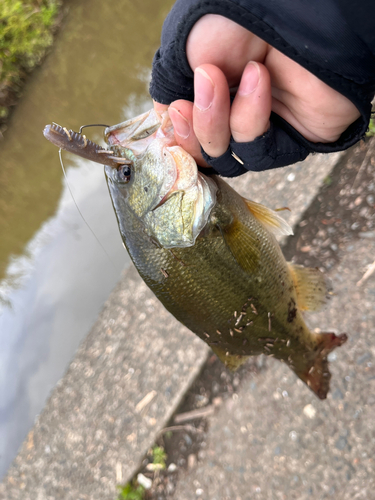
<box><xmin>0</xmin><ymin>0</ymin><xmax>173</xmax><ymax>478</ymax></box>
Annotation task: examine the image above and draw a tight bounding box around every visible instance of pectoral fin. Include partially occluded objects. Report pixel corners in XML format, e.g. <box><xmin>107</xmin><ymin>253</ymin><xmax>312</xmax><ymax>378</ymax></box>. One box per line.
<box><xmin>219</xmin><ymin>219</ymin><xmax>261</xmax><ymax>274</ymax></box>
<box><xmin>242</xmin><ymin>198</ymin><xmax>293</xmax><ymax>236</ymax></box>
<box><xmin>288</xmin><ymin>263</ymin><xmax>329</xmax><ymax>311</ymax></box>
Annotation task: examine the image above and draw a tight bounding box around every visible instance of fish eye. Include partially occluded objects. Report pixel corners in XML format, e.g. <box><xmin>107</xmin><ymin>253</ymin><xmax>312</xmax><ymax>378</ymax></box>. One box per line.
<box><xmin>117</xmin><ymin>165</ymin><xmax>132</xmax><ymax>183</ymax></box>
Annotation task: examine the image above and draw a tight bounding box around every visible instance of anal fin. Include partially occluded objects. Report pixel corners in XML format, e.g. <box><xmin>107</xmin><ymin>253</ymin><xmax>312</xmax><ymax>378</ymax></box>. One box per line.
<box><xmin>210</xmin><ymin>344</ymin><xmax>249</xmax><ymax>372</ymax></box>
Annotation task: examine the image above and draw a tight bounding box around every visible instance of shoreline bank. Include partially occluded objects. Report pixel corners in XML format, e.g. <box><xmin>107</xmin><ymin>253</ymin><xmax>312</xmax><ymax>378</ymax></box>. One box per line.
<box><xmin>0</xmin><ymin>0</ymin><xmax>64</xmax><ymax>135</ymax></box>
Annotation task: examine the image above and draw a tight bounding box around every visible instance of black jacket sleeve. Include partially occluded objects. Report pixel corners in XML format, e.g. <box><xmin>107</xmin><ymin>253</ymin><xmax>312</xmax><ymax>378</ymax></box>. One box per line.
<box><xmin>150</xmin><ymin>0</ymin><xmax>375</xmax><ymax>177</ymax></box>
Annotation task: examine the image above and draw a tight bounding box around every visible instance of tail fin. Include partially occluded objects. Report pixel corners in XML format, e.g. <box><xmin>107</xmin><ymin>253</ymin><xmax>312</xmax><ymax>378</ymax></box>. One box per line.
<box><xmin>295</xmin><ymin>332</ymin><xmax>347</xmax><ymax>399</ymax></box>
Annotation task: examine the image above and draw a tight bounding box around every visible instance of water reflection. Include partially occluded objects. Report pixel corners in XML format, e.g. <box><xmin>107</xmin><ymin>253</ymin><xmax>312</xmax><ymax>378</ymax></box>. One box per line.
<box><xmin>0</xmin><ymin>157</ymin><xmax>128</xmax><ymax>477</ymax></box>
<box><xmin>0</xmin><ymin>0</ymin><xmax>174</xmax><ymax>478</ymax></box>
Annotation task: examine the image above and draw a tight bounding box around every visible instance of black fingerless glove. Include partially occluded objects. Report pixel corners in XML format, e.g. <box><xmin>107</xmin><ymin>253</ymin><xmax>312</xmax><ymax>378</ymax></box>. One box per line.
<box><xmin>150</xmin><ymin>0</ymin><xmax>375</xmax><ymax>177</ymax></box>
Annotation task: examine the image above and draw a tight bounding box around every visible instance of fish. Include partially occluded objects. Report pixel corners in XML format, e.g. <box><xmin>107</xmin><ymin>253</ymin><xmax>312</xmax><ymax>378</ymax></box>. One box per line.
<box><xmin>43</xmin><ymin>109</ymin><xmax>347</xmax><ymax>400</ymax></box>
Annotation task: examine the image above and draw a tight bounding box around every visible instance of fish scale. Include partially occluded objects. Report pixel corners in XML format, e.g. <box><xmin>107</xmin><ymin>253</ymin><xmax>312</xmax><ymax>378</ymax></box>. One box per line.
<box><xmin>43</xmin><ymin>109</ymin><xmax>348</xmax><ymax>399</ymax></box>
<box><xmin>113</xmin><ymin>175</ymin><xmax>316</xmax><ymax>360</ymax></box>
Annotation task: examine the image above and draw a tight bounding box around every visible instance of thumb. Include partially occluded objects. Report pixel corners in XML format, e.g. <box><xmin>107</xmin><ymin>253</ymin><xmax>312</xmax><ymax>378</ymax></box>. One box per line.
<box><xmin>230</xmin><ymin>61</ymin><xmax>271</xmax><ymax>143</ymax></box>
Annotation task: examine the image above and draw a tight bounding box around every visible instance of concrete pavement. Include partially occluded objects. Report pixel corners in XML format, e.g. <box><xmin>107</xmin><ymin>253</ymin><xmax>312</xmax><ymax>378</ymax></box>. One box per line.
<box><xmin>173</xmin><ymin>139</ymin><xmax>375</xmax><ymax>500</ymax></box>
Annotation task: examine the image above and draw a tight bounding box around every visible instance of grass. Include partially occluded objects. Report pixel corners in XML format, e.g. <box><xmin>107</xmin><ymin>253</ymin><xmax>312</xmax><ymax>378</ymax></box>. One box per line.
<box><xmin>117</xmin><ymin>483</ymin><xmax>145</xmax><ymax>500</ymax></box>
<box><xmin>0</xmin><ymin>0</ymin><xmax>62</xmax><ymax>123</ymax></box>
<box><xmin>150</xmin><ymin>446</ymin><xmax>167</xmax><ymax>469</ymax></box>
<box><xmin>367</xmin><ymin>116</ymin><xmax>375</xmax><ymax>137</ymax></box>
<box><xmin>115</xmin><ymin>445</ymin><xmax>168</xmax><ymax>500</ymax></box>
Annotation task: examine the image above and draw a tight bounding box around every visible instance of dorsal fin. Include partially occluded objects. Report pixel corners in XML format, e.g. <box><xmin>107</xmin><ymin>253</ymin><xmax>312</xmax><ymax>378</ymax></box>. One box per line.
<box><xmin>288</xmin><ymin>263</ymin><xmax>329</xmax><ymax>311</ymax></box>
<box><xmin>242</xmin><ymin>198</ymin><xmax>293</xmax><ymax>237</ymax></box>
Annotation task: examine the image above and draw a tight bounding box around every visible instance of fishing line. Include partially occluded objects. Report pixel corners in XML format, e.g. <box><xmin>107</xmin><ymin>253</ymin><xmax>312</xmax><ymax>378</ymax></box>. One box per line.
<box><xmin>79</xmin><ymin>123</ymin><xmax>109</xmax><ymax>133</ymax></box>
<box><xmin>58</xmin><ymin>148</ymin><xmax>118</xmax><ymax>273</ymax></box>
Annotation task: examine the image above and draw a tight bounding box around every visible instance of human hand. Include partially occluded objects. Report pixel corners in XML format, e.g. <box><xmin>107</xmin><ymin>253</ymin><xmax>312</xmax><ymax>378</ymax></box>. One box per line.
<box><xmin>154</xmin><ymin>15</ymin><xmax>360</xmax><ymax>168</ymax></box>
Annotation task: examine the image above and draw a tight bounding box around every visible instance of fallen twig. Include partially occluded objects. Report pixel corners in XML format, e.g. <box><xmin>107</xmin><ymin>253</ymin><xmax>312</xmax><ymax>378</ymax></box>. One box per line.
<box><xmin>357</xmin><ymin>260</ymin><xmax>375</xmax><ymax>287</ymax></box>
<box><xmin>173</xmin><ymin>405</ymin><xmax>215</xmax><ymax>424</ymax></box>
<box><xmin>159</xmin><ymin>424</ymin><xmax>205</xmax><ymax>435</ymax></box>
<box><xmin>135</xmin><ymin>390</ymin><xmax>157</xmax><ymax>414</ymax></box>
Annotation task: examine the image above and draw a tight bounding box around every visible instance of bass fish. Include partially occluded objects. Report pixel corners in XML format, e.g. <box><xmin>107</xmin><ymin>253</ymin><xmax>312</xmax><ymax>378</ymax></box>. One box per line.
<box><xmin>43</xmin><ymin>109</ymin><xmax>347</xmax><ymax>399</ymax></box>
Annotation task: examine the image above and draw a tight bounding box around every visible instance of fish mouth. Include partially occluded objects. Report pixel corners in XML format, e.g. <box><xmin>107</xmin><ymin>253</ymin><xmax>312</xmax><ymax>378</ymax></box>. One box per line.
<box><xmin>43</xmin><ymin>123</ymin><xmax>131</xmax><ymax>169</ymax></box>
<box><xmin>105</xmin><ymin>109</ymin><xmax>172</xmax><ymax>156</ymax></box>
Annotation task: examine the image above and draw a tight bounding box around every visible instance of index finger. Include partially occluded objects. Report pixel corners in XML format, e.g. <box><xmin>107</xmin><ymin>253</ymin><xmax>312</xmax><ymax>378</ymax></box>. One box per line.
<box><xmin>153</xmin><ymin>100</ymin><xmax>169</xmax><ymax>113</ymax></box>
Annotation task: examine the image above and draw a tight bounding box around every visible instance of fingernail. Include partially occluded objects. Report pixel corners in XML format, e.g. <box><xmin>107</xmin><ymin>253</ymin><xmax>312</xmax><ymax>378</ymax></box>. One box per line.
<box><xmin>194</xmin><ymin>68</ymin><xmax>214</xmax><ymax>111</ymax></box>
<box><xmin>237</xmin><ymin>62</ymin><xmax>260</xmax><ymax>96</ymax></box>
<box><xmin>169</xmin><ymin>107</ymin><xmax>190</xmax><ymax>139</ymax></box>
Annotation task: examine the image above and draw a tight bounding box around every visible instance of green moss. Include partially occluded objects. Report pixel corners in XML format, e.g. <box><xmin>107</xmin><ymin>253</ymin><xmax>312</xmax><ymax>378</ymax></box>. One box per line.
<box><xmin>151</xmin><ymin>445</ymin><xmax>167</xmax><ymax>469</ymax></box>
<box><xmin>367</xmin><ymin>116</ymin><xmax>375</xmax><ymax>137</ymax></box>
<box><xmin>116</xmin><ymin>483</ymin><xmax>145</xmax><ymax>500</ymax></box>
<box><xmin>0</xmin><ymin>106</ymin><xmax>8</xmax><ymax>118</ymax></box>
<box><xmin>0</xmin><ymin>0</ymin><xmax>61</xmax><ymax>90</ymax></box>
<box><xmin>323</xmin><ymin>175</ymin><xmax>333</xmax><ymax>186</ymax></box>
<box><xmin>115</xmin><ymin>446</ymin><xmax>168</xmax><ymax>499</ymax></box>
